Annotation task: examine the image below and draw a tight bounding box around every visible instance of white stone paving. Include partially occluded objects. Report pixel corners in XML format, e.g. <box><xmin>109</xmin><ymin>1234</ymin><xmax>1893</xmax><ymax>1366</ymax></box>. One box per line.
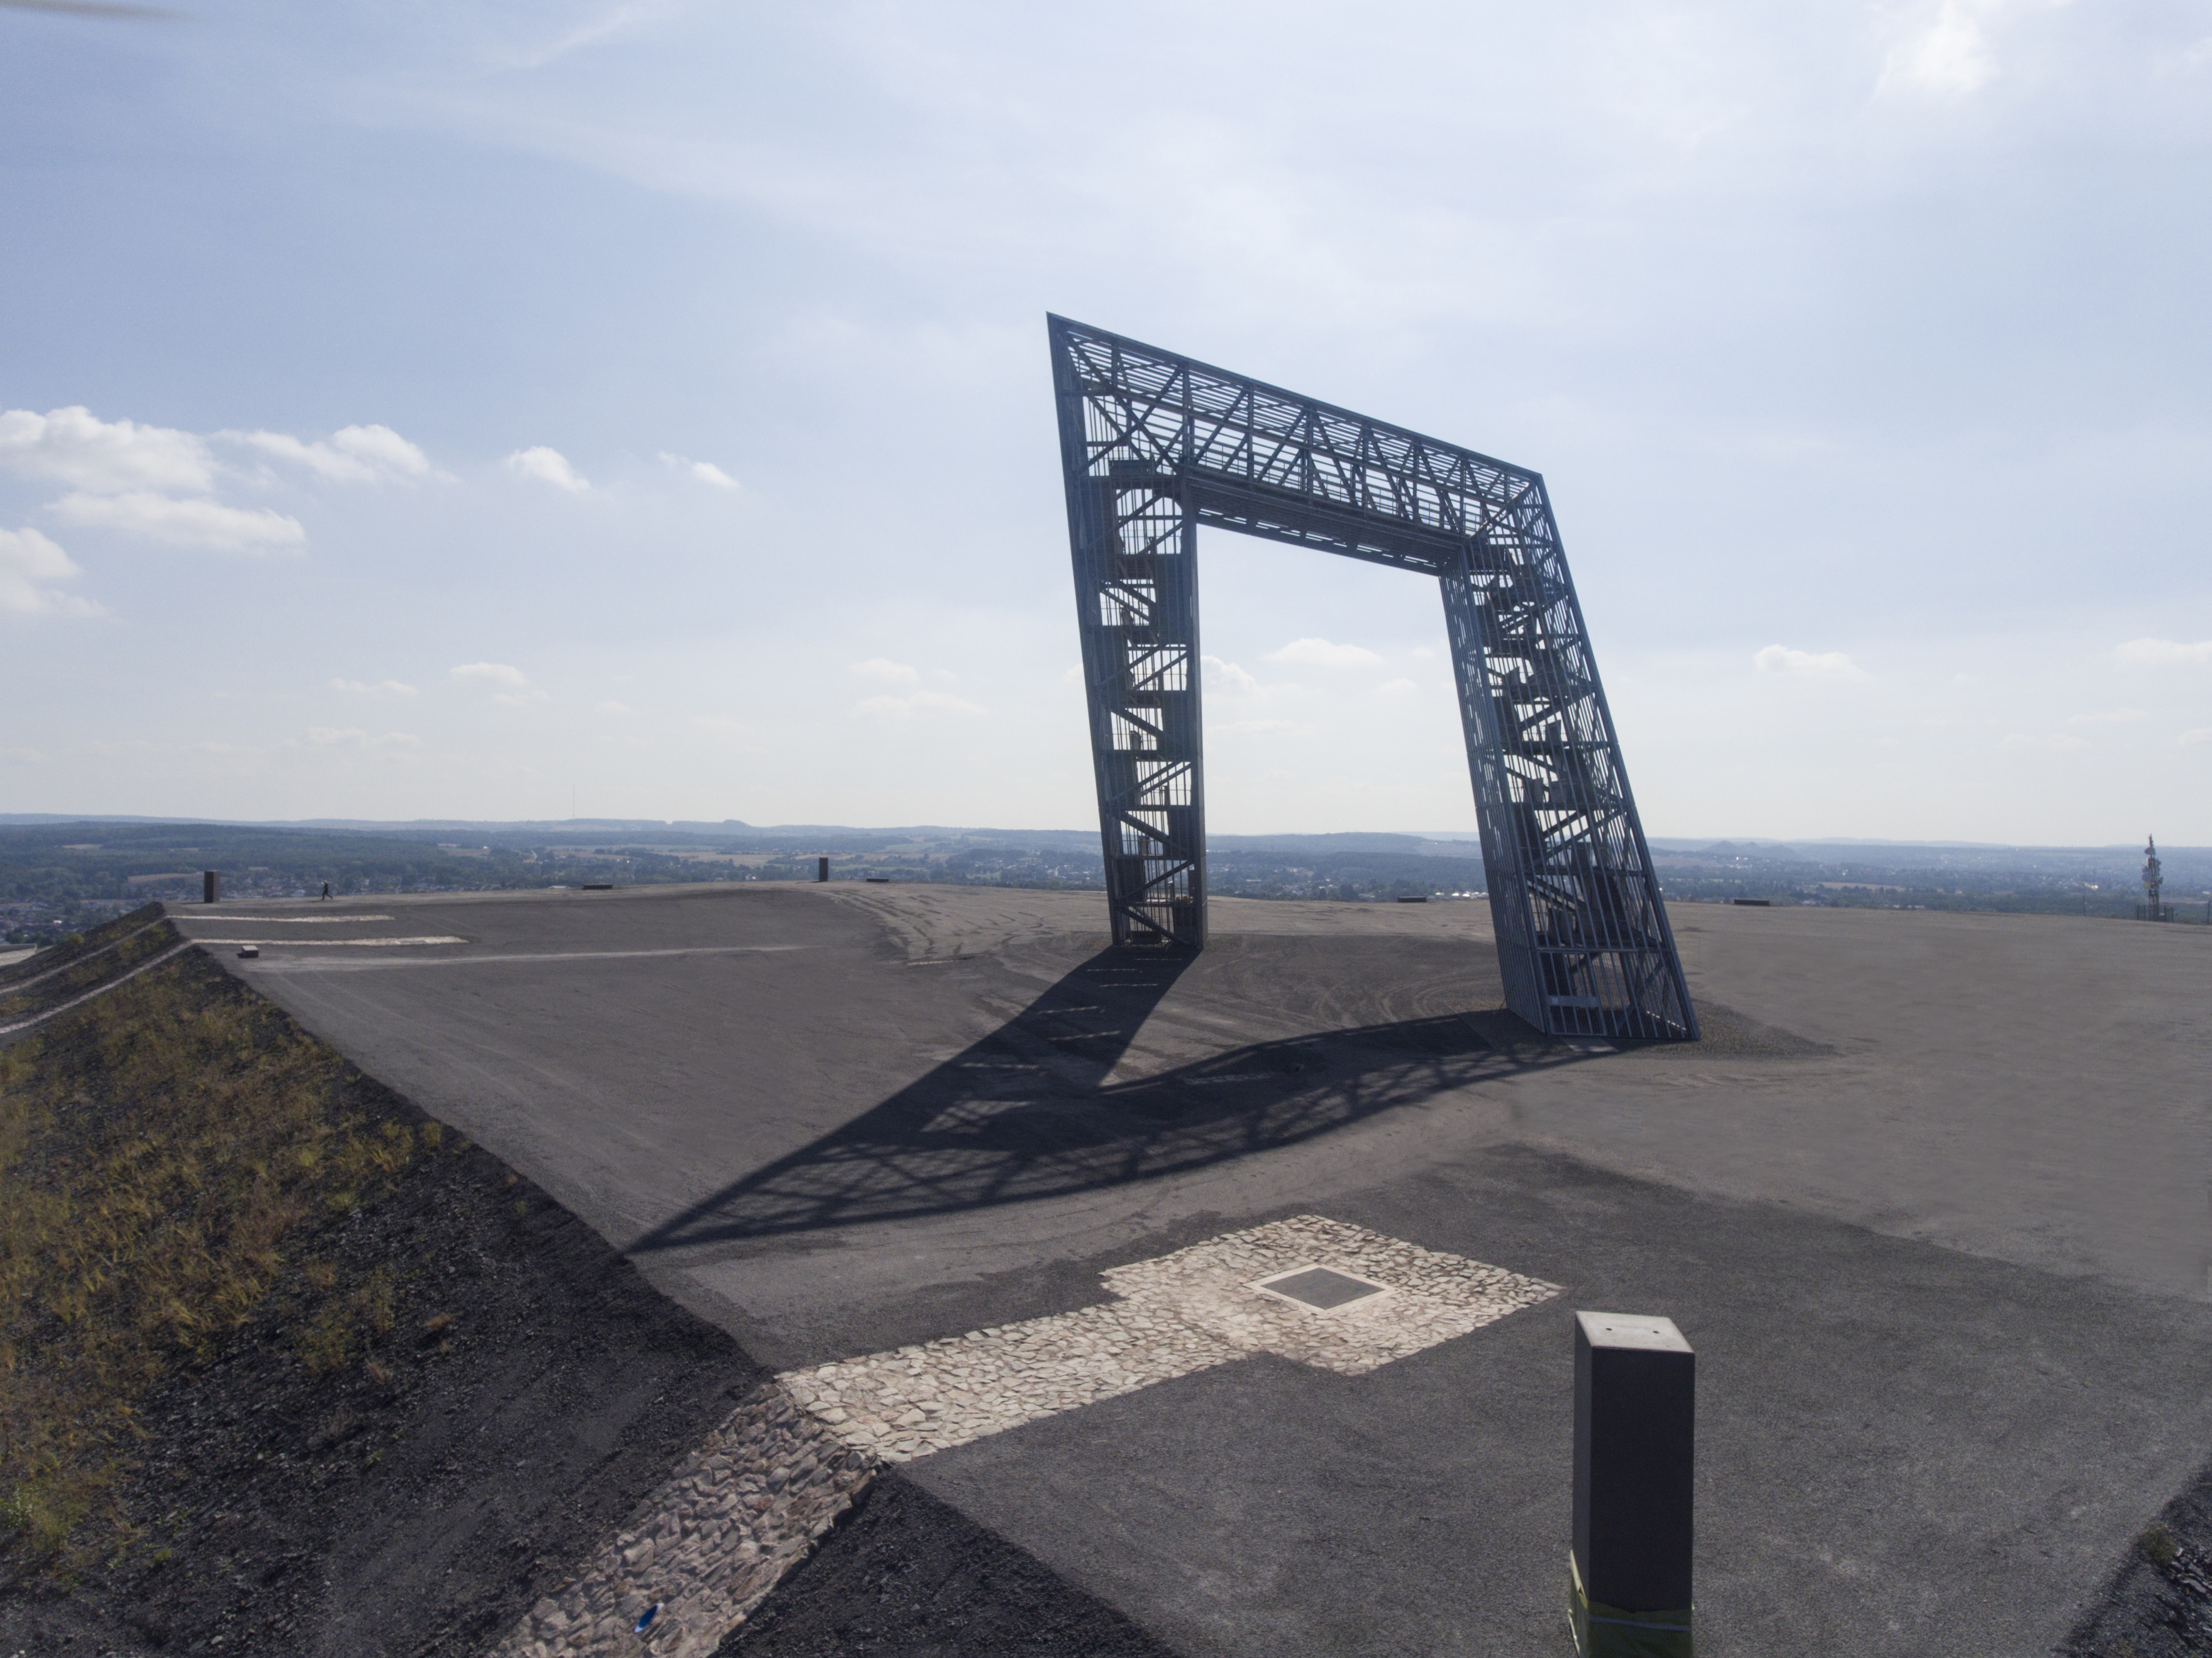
<box><xmin>190</xmin><ymin>914</ymin><xmax>398</xmax><ymax>923</ymax></box>
<box><xmin>185</xmin><ymin>935</ymin><xmax>469</xmax><ymax>946</ymax></box>
<box><xmin>781</xmin><ymin>1215</ymin><xmax>1558</xmax><ymax>1462</ymax></box>
<box><xmin>487</xmin><ymin>1217</ymin><xmax>1555</xmax><ymax>1657</ymax></box>
<box><xmin>488</xmin><ymin>1384</ymin><xmax>871</xmax><ymax>1658</ymax></box>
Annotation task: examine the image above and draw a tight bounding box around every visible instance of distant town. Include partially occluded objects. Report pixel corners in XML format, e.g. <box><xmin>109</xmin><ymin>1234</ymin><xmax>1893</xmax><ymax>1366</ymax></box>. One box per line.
<box><xmin>1</xmin><ymin>815</ymin><xmax>2202</xmax><ymax>946</ymax></box>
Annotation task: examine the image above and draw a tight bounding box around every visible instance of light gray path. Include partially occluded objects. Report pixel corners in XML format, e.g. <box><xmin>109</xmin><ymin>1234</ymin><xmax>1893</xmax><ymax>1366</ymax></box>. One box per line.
<box><xmin>171</xmin><ymin>884</ymin><xmax>2212</xmax><ymax>1655</ymax></box>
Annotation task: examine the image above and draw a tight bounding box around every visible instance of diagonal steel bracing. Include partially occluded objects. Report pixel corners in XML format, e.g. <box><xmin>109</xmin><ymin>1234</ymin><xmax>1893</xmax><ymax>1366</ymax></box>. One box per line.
<box><xmin>1049</xmin><ymin>315</ymin><xmax>1696</xmax><ymax>1039</ymax></box>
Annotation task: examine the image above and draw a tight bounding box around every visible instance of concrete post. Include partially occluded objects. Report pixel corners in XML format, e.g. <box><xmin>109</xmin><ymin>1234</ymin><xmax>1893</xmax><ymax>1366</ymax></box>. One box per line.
<box><xmin>1571</xmin><ymin>1311</ymin><xmax>1694</xmax><ymax>1656</ymax></box>
<box><xmin>202</xmin><ymin>871</ymin><xmax>220</xmax><ymax>904</ymax></box>
<box><xmin>816</xmin><ymin>856</ymin><xmax>830</xmax><ymax>883</ymax></box>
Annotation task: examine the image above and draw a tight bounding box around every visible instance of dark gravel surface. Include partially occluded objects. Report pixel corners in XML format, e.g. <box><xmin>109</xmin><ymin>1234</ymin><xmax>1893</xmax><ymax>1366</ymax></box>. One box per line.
<box><xmin>723</xmin><ymin>1472</ymin><xmax>1179</xmax><ymax>1658</ymax></box>
<box><xmin>11</xmin><ymin>889</ymin><xmax>2205</xmax><ymax>1655</ymax></box>
<box><xmin>2061</xmin><ymin>1456</ymin><xmax>2212</xmax><ymax>1657</ymax></box>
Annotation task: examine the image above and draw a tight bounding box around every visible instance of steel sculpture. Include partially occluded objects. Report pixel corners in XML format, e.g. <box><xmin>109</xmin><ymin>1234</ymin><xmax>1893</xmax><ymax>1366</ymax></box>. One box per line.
<box><xmin>1049</xmin><ymin>315</ymin><xmax>1697</xmax><ymax>1040</ymax></box>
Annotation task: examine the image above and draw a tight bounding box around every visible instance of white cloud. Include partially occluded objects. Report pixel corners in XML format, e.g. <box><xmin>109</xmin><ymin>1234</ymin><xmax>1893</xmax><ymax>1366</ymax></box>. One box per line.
<box><xmin>2116</xmin><ymin>637</ymin><xmax>2212</xmax><ymax>666</ymax></box>
<box><xmin>2182</xmin><ymin>729</ymin><xmax>2212</xmax><ymax>748</ymax></box>
<box><xmin>1880</xmin><ymin>1</ymin><xmax>2000</xmax><ymax>98</ymax></box>
<box><xmin>0</xmin><ymin>526</ymin><xmax>99</xmax><ymax>617</ymax></box>
<box><xmin>596</xmin><ymin>700</ymin><xmax>634</xmax><ymax>715</ymax></box>
<box><xmin>1753</xmin><ymin>644</ymin><xmax>1868</xmax><ymax>682</ymax></box>
<box><xmin>1266</xmin><ymin>637</ymin><xmax>1383</xmax><ymax>666</ymax></box>
<box><xmin>0</xmin><ymin>406</ymin><xmax>214</xmax><ymax>493</ymax></box>
<box><xmin>2064</xmin><ymin>708</ymin><xmax>2146</xmax><ymax>728</ymax></box>
<box><xmin>659</xmin><ymin>451</ymin><xmax>740</xmax><ymax>490</ymax></box>
<box><xmin>48</xmin><ymin>490</ymin><xmax>304</xmax><ymax>553</ymax></box>
<box><xmin>451</xmin><ymin>661</ymin><xmax>530</xmax><ymax>688</ymax></box>
<box><xmin>0</xmin><ymin>747</ymin><xmax>45</xmax><ymax>763</ymax></box>
<box><xmin>303</xmin><ymin>727</ymin><xmax>421</xmax><ymax>749</ymax></box>
<box><xmin>5</xmin><ymin>402</ymin><xmax>429</xmax><ymax>499</ymax></box>
<box><xmin>1</xmin><ymin>409</ymin><xmax>427</xmax><ymax>566</ymax></box>
<box><xmin>506</xmin><ymin>446</ymin><xmax>590</xmax><ymax>493</ymax></box>
<box><xmin>1203</xmin><ymin>655</ymin><xmax>1264</xmax><ymax>698</ymax></box>
<box><xmin>451</xmin><ymin>661</ymin><xmax>547</xmax><ymax>705</ymax></box>
<box><xmin>851</xmin><ymin>657</ymin><xmax>920</xmax><ymax>682</ymax></box>
<box><xmin>332</xmin><ymin>424</ymin><xmax>432</xmax><ymax>476</ymax></box>
<box><xmin>1214</xmin><ymin>718</ymin><xmax>1297</xmax><ymax>737</ymax></box>
<box><xmin>853</xmin><ymin>690</ymin><xmax>984</xmax><ymax>718</ymax></box>
<box><xmin>1374</xmin><ymin>677</ymin><xmax>1419</xmax><ymax>697</ymax></box>
<box><xmin>501</xmin><ymin>3</ymin><xmax>662</xmax><ymax>71</ymax></box>
<box><xmin>226</xmin><ymin>423</ymin><xmax>432</xmax><ymax>483</ymax></box>
<box><xmin>1999</xmin><ymin>731</ymin><xmax>2089</xmax><ymax>751</ymax></box>
<box><xmin>330</xmin><ymin>677</ymin><xmax>418</xmax><ymax>698</ymax></box>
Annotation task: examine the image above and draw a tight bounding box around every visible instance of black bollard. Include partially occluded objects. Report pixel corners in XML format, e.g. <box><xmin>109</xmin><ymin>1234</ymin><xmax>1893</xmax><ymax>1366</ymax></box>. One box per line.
<box><xmin>1571</xmin><ymin>1311</ymin><xmax>1694</xmax><ymax>1656</ymax></box>
<box><xmin>202</xmin><ymin>871</ymin><xmax>220</xmax><ymax>904</ymax></box>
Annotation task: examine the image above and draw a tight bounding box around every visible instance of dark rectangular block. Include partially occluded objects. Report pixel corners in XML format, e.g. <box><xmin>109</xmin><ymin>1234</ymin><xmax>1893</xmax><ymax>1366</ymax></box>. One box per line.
<box><xmin>203</xmin><ymin>870</ymin><xmax>220</xmax><ymax>904</ymax></box>
<box><xmin>1259</xmin><ymin>1267</ymin><xmax>1384</xmax><ymax>1310</ymax></box>
<box><xmin>816</xmin><ymin>856</ymin><xmax>830</xmax><ymax>883</ymax></box>
<box><xmin>1574</xmin><ymin>1310</ymin><xmax>1694</xmax><ymax>1615</ymax></box>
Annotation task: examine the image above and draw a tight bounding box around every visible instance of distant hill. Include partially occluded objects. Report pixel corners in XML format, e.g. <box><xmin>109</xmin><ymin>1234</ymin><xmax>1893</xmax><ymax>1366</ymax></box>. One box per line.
<box><xmin>7</xmin><ymin>815</ymin><xmax>2194</xmax><ymax>859</ymax></box>
<box><xmin>1690</xmin><ymin>841</ymin><xmax>1806</xmax><ymax>861</ymax></box>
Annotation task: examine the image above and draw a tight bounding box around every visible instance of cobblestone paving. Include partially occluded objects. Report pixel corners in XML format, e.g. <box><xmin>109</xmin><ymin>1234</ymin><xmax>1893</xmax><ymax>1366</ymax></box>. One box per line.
<box><xmin>488</xmin><ymin>1217</ymin><xmax>1554</xmax><ymax>1657</ymax></box>
<box><xmin>487</xmin><ymin>1385</ymin><xmax>874</xmax><ymax>1658</ymax></box>
<box><xmin>782</xmin><ymin>1216</ymin><xmax>1559</xmax><ymax>1461</ymax></box>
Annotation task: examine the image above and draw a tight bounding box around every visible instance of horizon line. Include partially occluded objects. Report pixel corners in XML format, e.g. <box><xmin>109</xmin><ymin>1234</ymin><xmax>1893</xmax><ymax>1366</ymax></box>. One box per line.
<box><xmin>0</xmin><ymin>813</ymin><xmax>2190</xmax><ymax>854</ymax></box>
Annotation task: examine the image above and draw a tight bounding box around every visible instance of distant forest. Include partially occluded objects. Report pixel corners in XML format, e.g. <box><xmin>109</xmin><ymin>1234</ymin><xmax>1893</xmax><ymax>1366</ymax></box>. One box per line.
<box><xmin>1</xmin><ymin>817</ymin><xmax>2201</xmax><ymax>944</ymax></box>
<box><xmin>1643</xmin><ymin>838</ymin><xmax>2208</xmax><ymax>922</ymax></box>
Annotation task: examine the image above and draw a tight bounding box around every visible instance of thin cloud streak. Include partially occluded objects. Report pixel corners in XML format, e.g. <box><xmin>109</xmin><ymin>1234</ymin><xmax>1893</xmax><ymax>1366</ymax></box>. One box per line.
<box><xmin>48</xmin><ymin>490</ymin><xmax>305</xmax><ymax>553</ymax></box>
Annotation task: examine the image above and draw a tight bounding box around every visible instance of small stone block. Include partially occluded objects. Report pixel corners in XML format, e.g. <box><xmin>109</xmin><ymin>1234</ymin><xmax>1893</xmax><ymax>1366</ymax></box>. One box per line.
<box><xmin>1573</xmin><ymin>1311</ymin><xmax>1694</xmax><ymax>1618</ymax></box>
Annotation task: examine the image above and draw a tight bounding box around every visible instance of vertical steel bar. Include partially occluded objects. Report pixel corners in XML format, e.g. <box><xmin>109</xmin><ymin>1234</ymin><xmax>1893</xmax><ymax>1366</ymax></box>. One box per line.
<box><xmin>1052</xmin><ymin>320</ymin><xmax>1207</xmax><ymax>948</ymax></box>
<box><xmin>1442</xmin><ymin>514</ymin><xmax>1694</xmax><ymax>1040</ymax></box>
<box><xmin>1441</xmin><ymin>548</ymin><xmax>1546</xmax><ymax>1030</ymax></box>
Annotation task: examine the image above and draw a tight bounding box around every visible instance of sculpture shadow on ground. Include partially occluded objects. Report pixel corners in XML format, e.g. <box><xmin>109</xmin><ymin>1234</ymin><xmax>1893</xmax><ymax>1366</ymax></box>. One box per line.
<box><xmin>628</xmin><ymin>947</ymin><xmax>1600</xmax><ymax>1253</ymax></box>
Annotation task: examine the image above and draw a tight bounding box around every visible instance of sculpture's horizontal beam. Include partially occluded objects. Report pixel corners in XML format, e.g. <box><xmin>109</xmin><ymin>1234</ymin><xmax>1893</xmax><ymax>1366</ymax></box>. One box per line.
<box><xmin>1064</xmin><ymin>316</ymin><xmax>1538</xmax><ymax>546</ymax></box>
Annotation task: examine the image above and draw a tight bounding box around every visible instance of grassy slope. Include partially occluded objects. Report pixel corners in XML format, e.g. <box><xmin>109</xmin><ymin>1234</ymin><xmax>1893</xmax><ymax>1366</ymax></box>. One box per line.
<box><xmin>1</xmin><ymin>918</ymin><xmax>433</xmax><ymax>1563</ymax></box>
<box><xmin>0</xmin><ymin>916</ymin><xmax>756</xmax><ymax>1656</ymax></box>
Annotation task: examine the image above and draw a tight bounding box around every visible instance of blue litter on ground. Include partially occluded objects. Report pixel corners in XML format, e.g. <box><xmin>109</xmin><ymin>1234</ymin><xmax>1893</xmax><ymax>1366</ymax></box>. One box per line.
<box><xmin>634</xmin><ymin>1602</ymin><xmax>660</xmax><ymax>1633</ymax></box>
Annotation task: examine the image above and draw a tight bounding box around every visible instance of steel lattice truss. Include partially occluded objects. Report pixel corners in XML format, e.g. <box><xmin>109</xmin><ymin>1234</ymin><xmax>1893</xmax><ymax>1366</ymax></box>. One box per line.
<box><xmin>1049</xmin><ymin>315</ymin><xmax>1697</xmax><ymax>1041</ymax></box>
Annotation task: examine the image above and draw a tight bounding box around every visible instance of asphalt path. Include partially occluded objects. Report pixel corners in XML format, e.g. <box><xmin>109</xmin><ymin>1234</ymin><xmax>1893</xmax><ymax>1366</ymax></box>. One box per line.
<box><xmin>171</xmin><ymin>884</ymin><xmax>2212</xmax><ymax>1655</ymax></box>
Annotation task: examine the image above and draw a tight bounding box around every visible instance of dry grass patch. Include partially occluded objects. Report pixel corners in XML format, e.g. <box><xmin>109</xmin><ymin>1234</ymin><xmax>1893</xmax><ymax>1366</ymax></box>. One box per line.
<box><xmin>0</xmin><ymin>948</ymin><xmax>433</xmax><ymax>1575</ymax></box>
<box><xmin>0</xmin><ymin>913</ymin><xmax>173</xmax><ymax>1025</ymax></box>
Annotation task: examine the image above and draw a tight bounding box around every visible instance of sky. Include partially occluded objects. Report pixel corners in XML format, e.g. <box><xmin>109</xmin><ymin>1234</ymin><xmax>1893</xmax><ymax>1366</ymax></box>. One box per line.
<box><xmin>2</xmin><ymin>0</ymin><xmax>2209</xmax><ymax>842</ymax></box>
